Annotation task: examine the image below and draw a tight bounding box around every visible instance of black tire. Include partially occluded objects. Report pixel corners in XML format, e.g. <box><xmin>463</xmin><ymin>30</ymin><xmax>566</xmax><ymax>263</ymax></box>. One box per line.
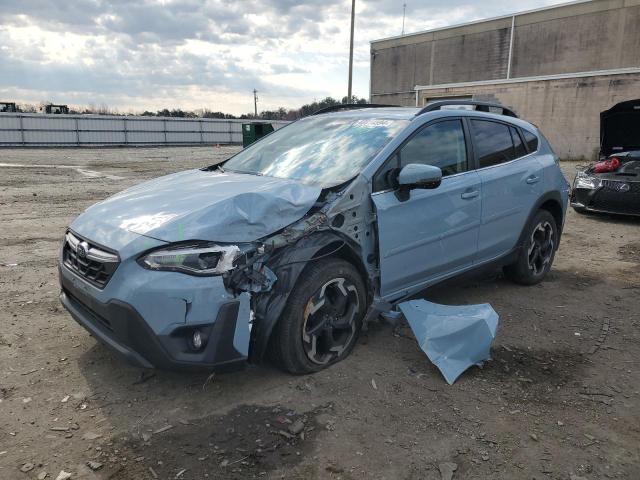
<box><xmin>504</xmin><ymin>209</ymin><xmax>558</xmax><ymax>286</ymax></box>
<box><xmin>270</xmin><ymin>258</ymin><xmax>366</xmax><ymax>374</ymax></box>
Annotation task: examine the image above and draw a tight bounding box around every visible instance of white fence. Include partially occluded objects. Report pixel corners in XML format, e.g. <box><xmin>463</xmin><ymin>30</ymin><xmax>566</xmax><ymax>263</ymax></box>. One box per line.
<box><xmin>0</xmin><ymin>113</ymin><xmax>289</xmax><ymax>147</ymax></box>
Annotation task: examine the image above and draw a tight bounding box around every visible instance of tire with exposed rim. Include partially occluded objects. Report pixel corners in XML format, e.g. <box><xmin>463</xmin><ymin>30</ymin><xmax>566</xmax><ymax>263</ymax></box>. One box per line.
<box><xmin>504</xmin><ymin>209</ymin><xmax>558</xmax><ymax>285</ymax></box>
<box><xmin>270</xmin><ymin>258</ymin><xmax>366</xmax><ymax>374</ymax></box>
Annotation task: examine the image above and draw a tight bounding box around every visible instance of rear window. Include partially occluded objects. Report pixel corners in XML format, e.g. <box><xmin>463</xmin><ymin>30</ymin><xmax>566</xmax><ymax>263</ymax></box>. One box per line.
<box><xmin>523</xmin><ymin>130</ymin><xmax>539</xmax><ymax>152</ymax></box>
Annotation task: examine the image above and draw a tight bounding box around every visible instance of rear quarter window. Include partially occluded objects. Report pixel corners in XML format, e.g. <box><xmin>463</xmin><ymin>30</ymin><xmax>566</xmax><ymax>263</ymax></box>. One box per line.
<box><xmin>522</xmin><ymin>130</ymin><xmax>539</xmax><ymax>152</ymax></box>
<box><xmin>510</xmin><ymin>127</ymin><xmax>527</xmax><ymax>158</ymax></box>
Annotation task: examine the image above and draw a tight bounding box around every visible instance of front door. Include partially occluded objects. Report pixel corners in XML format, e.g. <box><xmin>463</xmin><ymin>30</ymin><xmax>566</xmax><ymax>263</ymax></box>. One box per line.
<box><xmin>372</xmin><ymin>119</ymin><xmax>481</xmax><ymax>298</ymax></box>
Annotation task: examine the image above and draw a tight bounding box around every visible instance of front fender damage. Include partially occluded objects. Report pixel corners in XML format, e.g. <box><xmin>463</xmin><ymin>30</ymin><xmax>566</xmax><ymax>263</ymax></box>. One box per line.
<box><xmin>250</xmin><ymin>232</ymin><xmax>348</xmax><ymax>362</ymax></box>
<box><xmin>222</xmin><ymin>177</ymin><xmax>381</xmax><ymax>364</ymax></box>
<box><xmin>224</xmin><ymin>228</ymin><xmax>359</xmax><ymax>363</ymax></box>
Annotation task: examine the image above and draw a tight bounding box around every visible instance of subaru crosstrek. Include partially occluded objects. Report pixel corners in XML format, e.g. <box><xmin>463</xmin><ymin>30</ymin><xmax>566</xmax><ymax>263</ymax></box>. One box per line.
<box><xmin>59</xmin><ymin>101</ymin><xmax>570</xmax><ymax>374</ymax></box>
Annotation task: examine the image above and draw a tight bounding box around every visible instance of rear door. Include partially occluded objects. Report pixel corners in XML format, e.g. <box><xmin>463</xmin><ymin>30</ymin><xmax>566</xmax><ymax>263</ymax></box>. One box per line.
<box><xmin>470</xmin><ymin>119</ymin><xmax>543</xmax><ymax>261</ymax></box>
<box><xmin>372</xmin><ymin>118</ymin><xmax>482</xmax><ymax>298</ymax></box>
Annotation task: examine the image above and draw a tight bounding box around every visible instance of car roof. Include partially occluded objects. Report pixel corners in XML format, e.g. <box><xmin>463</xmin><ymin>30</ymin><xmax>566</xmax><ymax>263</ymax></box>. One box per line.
<box><xmin>312</xmin><ymin>107</ymin><xmax>420</xmax><ymax>120</ymax></box>
<box><xmin>312</xmin><ymin>106</ymin><xmax>538</xmax><ymax>133</ymax></box>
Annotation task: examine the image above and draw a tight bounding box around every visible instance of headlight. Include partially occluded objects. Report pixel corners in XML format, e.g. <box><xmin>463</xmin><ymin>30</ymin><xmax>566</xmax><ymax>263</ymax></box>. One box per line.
<box><xmin>139</xmin><ymin>243</ymin><xmax>240</xmax><ymax>276</ymax></box>
<box><xmin>574</xmin><ymin>173</ymin><xmax>600</xmax><ymax>190</ymax></box>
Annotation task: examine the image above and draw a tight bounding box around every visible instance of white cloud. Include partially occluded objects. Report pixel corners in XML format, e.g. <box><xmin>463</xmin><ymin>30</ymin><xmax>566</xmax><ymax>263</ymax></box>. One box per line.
<box><xmin>0</xmin><ymin>0</ymin><xmax>567</xmax><ymax>114</ymax></box>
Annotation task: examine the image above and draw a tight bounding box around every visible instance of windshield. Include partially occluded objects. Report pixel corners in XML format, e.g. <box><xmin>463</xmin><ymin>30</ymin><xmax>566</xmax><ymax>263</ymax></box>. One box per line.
<box><xmin>224</xmin><ymin>116</ymin><xmax>409</xmax><ymax>187</ymax></box>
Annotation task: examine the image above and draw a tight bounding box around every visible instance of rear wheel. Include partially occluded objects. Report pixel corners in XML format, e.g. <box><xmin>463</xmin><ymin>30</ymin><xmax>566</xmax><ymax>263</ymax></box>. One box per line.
<box><xmin>270</xmin><ymin>258</ymin><xmax>366</xmax><ymax>374</ymax></box>
<box><xmin>504</xmin><ymin>209</ymin><xmax>558</xmax><ymax>285</ymax></box>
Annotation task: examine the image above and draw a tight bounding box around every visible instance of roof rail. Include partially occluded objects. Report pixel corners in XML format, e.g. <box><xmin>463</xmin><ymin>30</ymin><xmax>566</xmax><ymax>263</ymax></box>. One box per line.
<box><xmin>311</xmin><ymin>103</ymin><xmax>399</xmax><ymax>116</ymax></box>
<box><xmin>416</xmin><ymin>100</ymin><xmax>518</xmax><ymax>118</ymax></box>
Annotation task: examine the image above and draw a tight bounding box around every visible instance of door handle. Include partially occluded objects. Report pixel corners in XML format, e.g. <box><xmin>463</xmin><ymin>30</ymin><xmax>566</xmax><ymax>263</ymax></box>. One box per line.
<box><xmin>461</xmin><ymin>190</ymin><xmax>479</xmax><ymax>200</ymax></box>
<box><xmin>526</xmin><ymin>175</ymin><xmax>540</xmax><ymax>185</ymax></box>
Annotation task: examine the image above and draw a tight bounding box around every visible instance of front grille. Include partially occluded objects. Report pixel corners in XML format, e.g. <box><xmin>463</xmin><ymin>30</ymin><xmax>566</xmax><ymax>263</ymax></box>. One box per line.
<box><xmin>591</xmin><ymin>180</ymin><xmax>640</xmax><ymax>215</ymax></box>
<box><xmin>601</xmin><ymin>179</ymin><xmax>640</xmax><ymax>194</ymax></box>
<box><xmin>62</xmin><ymin>231</ymin><xmax>120</xmax><ymax>289</ymax></box>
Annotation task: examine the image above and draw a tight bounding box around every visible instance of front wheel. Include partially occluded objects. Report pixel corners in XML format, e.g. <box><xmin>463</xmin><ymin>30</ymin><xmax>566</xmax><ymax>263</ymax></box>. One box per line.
<box><xmin>270</xmin><ymin>258</ymin><xmax>366</xmax><ymax>374</ymax></box>
<box><xmin>504</xmin><ymin>209</ymin><xmax>558</xmax><ymax>285</ymax></box>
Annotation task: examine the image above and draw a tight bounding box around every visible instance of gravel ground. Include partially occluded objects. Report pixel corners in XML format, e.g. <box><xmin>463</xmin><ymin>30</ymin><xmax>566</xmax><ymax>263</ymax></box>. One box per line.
<box><xmin>0</xmin><ymin>147</ymin><xmax>639</xmax><ymax>480</ymax></box>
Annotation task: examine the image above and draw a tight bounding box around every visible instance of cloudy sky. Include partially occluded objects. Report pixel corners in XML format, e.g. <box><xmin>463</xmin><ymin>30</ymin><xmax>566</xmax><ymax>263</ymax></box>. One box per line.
<box><xmin>1</xmin><ymin>0</ymin><xmax>567</xmax><ymax>115</ymax></box>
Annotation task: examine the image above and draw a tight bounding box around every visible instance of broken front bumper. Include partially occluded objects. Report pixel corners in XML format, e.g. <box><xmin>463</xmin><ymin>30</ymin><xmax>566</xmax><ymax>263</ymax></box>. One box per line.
<box><xmin>58</xmin><ymin>257</ymin><xmax>251</xmax><ymax>371</ymax></box>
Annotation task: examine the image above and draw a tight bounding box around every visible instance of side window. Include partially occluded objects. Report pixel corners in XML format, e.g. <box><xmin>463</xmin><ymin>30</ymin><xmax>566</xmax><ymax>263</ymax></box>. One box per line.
<box><xmin>471</xmin><ymin>120</ymin><xmax>516</xmax><ymax>168</ymax></box>
<box><xmin>399</xmin><ymin>120</ymin><xmax>468</xmax><ymax>176</ymax></box>
<box><xmin>510</xmin><ymin>126</ymin><xmax>527</xmax><ymax>158</ymax></box>
<box><xmin>522</xmin><ymin>130</ymin><xmax>539</xmax><ymax>152</ymax></box>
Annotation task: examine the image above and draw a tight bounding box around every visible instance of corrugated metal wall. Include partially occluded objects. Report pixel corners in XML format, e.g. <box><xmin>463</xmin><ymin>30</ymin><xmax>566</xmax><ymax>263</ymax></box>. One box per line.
<box><xmin>0</xmin><ymin>113</ymin><xmax>289</xmax><ymax>146</ymax></box>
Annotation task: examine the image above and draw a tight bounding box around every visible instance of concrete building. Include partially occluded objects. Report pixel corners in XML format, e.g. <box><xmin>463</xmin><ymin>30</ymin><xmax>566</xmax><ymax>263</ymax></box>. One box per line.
<box><xmin>370</xmin><ymin>0</ymin><xmax>640</xmax><ymax>160</ymax></box>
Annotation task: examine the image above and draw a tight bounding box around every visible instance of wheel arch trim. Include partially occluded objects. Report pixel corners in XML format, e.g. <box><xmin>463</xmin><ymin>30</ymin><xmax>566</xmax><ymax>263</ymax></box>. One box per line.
<box><xmin>516</xmin><ymin>191</ymin><xmax>565</xmax><ymax>249</ymax></box>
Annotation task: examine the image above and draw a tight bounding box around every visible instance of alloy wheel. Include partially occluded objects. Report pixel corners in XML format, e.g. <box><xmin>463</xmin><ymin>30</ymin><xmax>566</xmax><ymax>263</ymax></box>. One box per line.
<box><xmin>302</xmin><ymin>277</ymin><xmax>360</xmax><ymax>365</ymax></box>
<box><xmin>527</xmin><ymin>221</ymin><xmax>554</xmax><ymax>276</ymax></box>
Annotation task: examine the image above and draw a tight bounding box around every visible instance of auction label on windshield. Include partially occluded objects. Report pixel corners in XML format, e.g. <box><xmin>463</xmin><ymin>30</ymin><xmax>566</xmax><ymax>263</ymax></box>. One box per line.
<box><xmin>351</xmin><ymin>119</ymin><xmax>395</xmax><ymax>128</ymax></box>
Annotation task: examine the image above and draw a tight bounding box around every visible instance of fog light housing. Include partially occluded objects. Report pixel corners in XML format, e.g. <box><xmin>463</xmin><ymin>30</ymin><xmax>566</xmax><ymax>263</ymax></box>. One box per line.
<box><xmin>189</xmin><ymin>329</ymin><xmax>206</xmax><ymax>351</ymax></box>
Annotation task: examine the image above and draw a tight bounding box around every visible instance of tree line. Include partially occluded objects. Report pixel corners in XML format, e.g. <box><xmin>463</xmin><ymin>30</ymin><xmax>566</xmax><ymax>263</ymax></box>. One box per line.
<box><xmin>10</xmin><ymin>96</ymin><xmax>369</xmax><ymax>120</ymax></box>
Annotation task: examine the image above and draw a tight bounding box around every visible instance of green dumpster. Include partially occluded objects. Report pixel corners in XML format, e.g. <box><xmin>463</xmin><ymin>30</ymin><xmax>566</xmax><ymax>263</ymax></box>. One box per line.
<box><xmin>242</xmin><ymin>122</ymin><xmax>274</xmax><ymax>147</ymax></box>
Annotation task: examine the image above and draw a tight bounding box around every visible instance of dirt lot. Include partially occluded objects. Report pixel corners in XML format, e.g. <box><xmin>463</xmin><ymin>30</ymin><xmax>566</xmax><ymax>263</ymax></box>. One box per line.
<box><xmin>1</xmin><ymin>147</ymin><xmax>639</xmax><ymax>480</ymax></box>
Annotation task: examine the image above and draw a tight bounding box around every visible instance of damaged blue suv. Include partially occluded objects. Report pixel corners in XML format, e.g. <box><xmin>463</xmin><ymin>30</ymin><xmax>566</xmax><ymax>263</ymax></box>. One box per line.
<box><xmin>59</xmin><ymin>101</ymin><xmax>570</xmax><ymax>374</ymax></box>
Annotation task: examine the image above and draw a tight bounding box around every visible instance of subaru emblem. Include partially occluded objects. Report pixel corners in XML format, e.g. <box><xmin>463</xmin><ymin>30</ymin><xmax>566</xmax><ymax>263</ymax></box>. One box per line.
<box><xmin>77</xmin><ymin>242</ymin><xmax>88</xmax><ymax>259</ymax></box>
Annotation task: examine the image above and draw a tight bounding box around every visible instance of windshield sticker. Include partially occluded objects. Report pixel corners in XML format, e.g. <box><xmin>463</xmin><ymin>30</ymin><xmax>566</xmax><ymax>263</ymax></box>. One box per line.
<box><xmin>351</xmin><ymin>119</ymin><xmax>395</xmax><ymax>129</ymax></box>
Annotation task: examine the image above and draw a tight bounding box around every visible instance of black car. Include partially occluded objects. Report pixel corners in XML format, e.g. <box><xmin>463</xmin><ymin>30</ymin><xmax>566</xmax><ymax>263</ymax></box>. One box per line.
<box><xmin>571</xmin><ymin>99</ymin><xmax>640</xmax><ymax>216</ymax></box>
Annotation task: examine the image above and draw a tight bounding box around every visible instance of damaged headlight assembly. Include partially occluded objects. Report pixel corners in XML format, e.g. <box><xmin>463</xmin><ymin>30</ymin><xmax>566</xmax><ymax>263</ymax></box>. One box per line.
<box><xmin>573</xmin><ymin>172</ymin><xmax>601</xmax><ymax>190</ymax></box>
<box><xmin>139</xmin><ymin>243</ymin><xmax>241</xmax><ymax>276</ymax></box>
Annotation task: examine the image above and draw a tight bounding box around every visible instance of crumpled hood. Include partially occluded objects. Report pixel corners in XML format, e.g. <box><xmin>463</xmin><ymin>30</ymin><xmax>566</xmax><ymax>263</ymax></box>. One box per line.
<box><xmin>71</xmin><ymin>169</ymin><xmax>321</xmax><ymax>246</ymax></box>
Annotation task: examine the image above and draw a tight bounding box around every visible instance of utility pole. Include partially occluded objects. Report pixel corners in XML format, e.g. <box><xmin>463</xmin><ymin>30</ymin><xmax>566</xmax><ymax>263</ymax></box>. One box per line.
<box><xmin>402</xmin><ymin>3</ymin><xmax>407</xmax><ymax>35</ymax></box>
<box><xmin>253</xmin><ymin>89</ymin><xmax>258</xmax><ymax>117</ymax></box>
<box><xmin>347</xmin><ymin>0</ymin><xmax>355</xmax><ymax>103</ymax></box>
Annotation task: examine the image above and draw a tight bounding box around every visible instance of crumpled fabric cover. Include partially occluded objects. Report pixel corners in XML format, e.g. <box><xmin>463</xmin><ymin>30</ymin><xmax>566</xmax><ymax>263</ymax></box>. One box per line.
<box><xmin>398</xmin><ymin>299</ymin><xmax>499</xmax><ymax>385</ymax></box>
